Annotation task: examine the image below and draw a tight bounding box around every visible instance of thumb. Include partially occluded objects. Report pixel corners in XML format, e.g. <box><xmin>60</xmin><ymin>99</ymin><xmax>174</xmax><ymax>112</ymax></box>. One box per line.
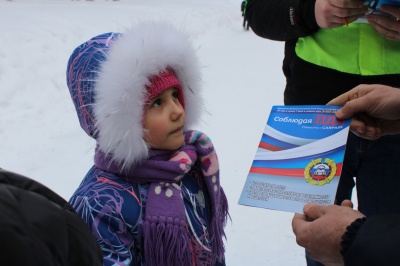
<box><xmin>303</xmin><ymin>203</ymin><xmax>324</xmax><ymax>220</ymax></box>
<box><xmin>341</xmin><ymin>199</ymin><xmax>354</xmax><ymax>208</ymax></box>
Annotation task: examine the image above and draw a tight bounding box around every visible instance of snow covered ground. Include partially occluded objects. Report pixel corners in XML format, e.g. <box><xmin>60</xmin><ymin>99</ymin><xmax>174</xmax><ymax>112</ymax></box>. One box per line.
<box><xmin>0</xmin><ymin>0</ymin><xmax>306</xmax><ymax>264</ymax></box>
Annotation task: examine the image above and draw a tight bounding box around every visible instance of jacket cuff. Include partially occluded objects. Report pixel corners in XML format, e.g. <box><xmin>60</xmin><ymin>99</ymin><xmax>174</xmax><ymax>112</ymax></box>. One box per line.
<box><xmin>299</xmin><ymin>0</ymin><xmax>319</xmax><ymax>31</ymax></box>
<box><xmin>340</xmin><ymin>217</ymin><xmax>367</xmax><ymax>256</ymax></box>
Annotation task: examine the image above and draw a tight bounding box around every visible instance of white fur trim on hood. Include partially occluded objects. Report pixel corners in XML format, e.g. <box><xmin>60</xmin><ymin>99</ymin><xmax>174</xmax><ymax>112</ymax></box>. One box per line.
<box><xmin>93</xmin><ymin>22</ymin><xmax>204</xmax><ymax>168</ymax></box>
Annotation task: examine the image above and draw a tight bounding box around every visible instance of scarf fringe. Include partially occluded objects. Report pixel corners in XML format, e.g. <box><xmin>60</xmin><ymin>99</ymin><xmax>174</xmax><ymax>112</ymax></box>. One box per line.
<box><xmin>143</xmin><ymin>216</ymin><xmax>191</xmax><ymax>266</ymax></box>
<box><xmin>210</xmin><ymin>187</ymin><xmax>230</xmax><ymax>260</ymax></box>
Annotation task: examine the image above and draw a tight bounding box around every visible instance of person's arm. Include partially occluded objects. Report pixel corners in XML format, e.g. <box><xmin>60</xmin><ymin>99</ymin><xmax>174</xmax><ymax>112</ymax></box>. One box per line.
<box><xmin>293</xmin><ymin>201</ymin><xmax>400</xmax><ymax>265</ymax></box>
<box><xmin>314</xmin><ymin>0</ymin><xmax>367</xmax><ymax>28</ymax></box>
<box><xmin>328</xmin><ymin>84</ymin><xmax>400</xmax><ymax>140</ymax></box>
<box><xmin>367</xmin><ymin>5</ymin><xmax>400</xmax><ymax>42</ymax></box>
<box><xmin>292</xmin><ymin>200</ymin><xmax>364</xmax><ymax>265</ymax></box>
<box><xmin>343</xmin><ymin>215</ymin><xmax>400</xmax><ymax>265</ymax></box>
<box><xmin>245</xmin><ymin>0</ymin><xmax>367</xmax><ymax>41</ymax></box>
<box><xmin>245</xmin><ymin>0</ymin><xmax>319</xmax><ymax>41</ymax></box>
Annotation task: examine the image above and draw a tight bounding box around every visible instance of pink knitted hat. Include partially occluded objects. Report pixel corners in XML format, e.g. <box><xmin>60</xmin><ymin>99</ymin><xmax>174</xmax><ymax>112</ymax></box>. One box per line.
<box><xmin>145</xmin><ymin>69</ymin><xmax>185</xmax><ymax>109</ymax></box>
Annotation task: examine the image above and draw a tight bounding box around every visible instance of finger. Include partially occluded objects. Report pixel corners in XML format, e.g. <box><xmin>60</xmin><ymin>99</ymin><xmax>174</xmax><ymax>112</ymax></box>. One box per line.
<box><xmin>380</xmin><ymin>5</ymin><xmax>400</xmax><ymax>20</ymax></box>
<box><xmin>330</xmin><ymin>8</ymin><xmax>366</xmax><ymax>25</ymax></box>
<box><xmin>365</xmin><ymin>126</ymin><xmax>382</xmax><ymax>140</ymax></box>
<box><xmin>347</xmin><ymin>13</ymin><xmax>365</xmax><ymax>23</ymax></box>
<box><xmin>351</xmin><ymin>129</ymin><xmax>380</xmax><ymax>140</ymax></box>
<box><xmin>336</xmin><ymin>98</ymin><xmax>370</xmax><ymax>119</ymax></box>
<box><xmin>349</xmin><ymin>117</ymin><xmax>381</xmax><ymax>140</ymax></box>
<box><xmin>323</xmin><ymin>13</ymin><xmax>350</xmax><ymax>27</ymax></box>
<box><xmin>327</xmin><ymin>92</ymin><xmax>352</xmax><ymax>106</ymax></box>
<box><xmin>349</xmin><ymin>118</ymin><xmax>367</xmax><ymax>134</ymax></box>
<box><xmin>350</xmin><ymin>114</ymin><xmax>382</xmax><ymax>139</ymax></box>
<box><xmin>292</xmin><ymin>214</ymin><xmax>312</xmax><ymax>249</ymax></box>
<box><xmin>364</xmin><ymin>127</ymin><xmax>382</xmax><ymax>140</ymax></box>
<box><xmin>328</xmin><ymin>85</ymin><xmax>375</xmax><ymax>107</ymax></box>
<box><xmin>341</xmin><ymin>199</ymin><xmax>353</xmax><ymax>208</ymax></box>
<box><xmin>368</xmin><ymin>16</ymin><xmax>400</xmax><ymax>41</ymax></box>
<box><xmin>351</xmin><ymin>127</ymin><xmax>381</xmax><ymax>140</ymax></box>
<box><xmin>328</xmin><ymin>85</ymin><xmax>378</xmax><ymax>122</ymax></box>
<box><xmin>340</xmin><ymin>7</ymin><xmax>369</xmax><ymax>18</ymax></box>
<box><xmin>292</xmin><ymin>213</ymin><xmax>308</xmax><ymax>234</ymax></box>
<box><xmin>303</xmin><ymin>203</ymin><xmax>324</xmax><ymax>220</ymax></box>
<box><xmin>292</xmin><ymin>213</ymin><xmax>307</xmax><ymax>225</ymax></box>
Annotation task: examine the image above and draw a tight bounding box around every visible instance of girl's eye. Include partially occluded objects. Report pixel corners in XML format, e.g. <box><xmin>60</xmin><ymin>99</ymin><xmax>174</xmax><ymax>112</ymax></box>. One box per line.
<box><xmin>172</xmin><ymin>90</ymin><xmax>179</xmax><ymax>99</ymax></box>
<box><xmin>151</xmin><ymin>98</ymin><xmax>161</xmax><ymax>108</ymax></box>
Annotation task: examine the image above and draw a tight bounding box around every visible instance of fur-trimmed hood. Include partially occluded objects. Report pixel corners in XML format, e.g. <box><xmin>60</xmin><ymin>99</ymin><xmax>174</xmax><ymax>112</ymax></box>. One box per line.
<box><xmin>66</xmin><ymin>22</ymin><xmax>203</xmax><ymax>167</ymax></box>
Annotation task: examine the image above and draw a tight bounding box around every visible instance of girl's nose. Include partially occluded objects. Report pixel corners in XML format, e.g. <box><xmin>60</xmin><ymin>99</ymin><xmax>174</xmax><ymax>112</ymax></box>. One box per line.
<box><xmin>170</xmin><ymin>100</ymin><xmax>184</xmax><ymax>120</ymax></box>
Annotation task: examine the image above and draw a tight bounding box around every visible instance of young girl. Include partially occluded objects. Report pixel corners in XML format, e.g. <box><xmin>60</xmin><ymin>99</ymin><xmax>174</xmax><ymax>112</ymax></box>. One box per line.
<box><xmin>66</xmin><ymin>22</ymin><xmax>229</xmax><ymax>266</ymax></box>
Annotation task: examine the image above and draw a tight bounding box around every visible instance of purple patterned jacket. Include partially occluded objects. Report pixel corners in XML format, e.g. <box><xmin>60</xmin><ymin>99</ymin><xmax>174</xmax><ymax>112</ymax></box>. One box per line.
<box><xmin>69</xmin><ymin>165</ymin><xmax>225</xmax><ymax>266</ymax></box>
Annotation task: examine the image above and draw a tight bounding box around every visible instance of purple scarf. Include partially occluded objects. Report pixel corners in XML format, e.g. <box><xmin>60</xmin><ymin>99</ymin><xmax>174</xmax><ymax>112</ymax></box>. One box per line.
<box><xmin>94</xmin><ymin>130</ymin><xmax>229</xmax><ymax>265</ymax></box>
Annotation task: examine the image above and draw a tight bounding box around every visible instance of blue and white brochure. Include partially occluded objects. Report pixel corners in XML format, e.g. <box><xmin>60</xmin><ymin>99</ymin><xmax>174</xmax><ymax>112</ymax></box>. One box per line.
<box><xmin>357</xmin><ymin>0</ymin><xmax>400</xmax><ymax>23</ymax></box>
<box><xmin>238</xmin><ymin>105</ymin><xmax>351</xmax><ymax>214</ymax></box>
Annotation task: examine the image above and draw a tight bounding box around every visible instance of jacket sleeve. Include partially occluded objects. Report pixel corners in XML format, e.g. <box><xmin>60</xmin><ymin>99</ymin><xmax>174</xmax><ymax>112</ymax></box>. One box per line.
<box><xmin>70</xmin><ymin>195</ymin><xmax>137</xmax><ymax>266</ymax></box>
<box><xmin>245</xmin><ymin>0</ymin><xmax>319</xmax><ymax>41</ymax></box>
<box><xmin>343</xmin><ymin>215</ymin><xmax>400</xmax><ymax>265</ymax></box>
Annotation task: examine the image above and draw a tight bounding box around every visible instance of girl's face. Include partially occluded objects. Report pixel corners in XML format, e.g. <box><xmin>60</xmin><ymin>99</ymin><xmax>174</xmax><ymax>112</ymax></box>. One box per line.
<box><xmin>143</xmin><ymin>87</ymin><xmax>185</xmax><ymax>150</ymax></box>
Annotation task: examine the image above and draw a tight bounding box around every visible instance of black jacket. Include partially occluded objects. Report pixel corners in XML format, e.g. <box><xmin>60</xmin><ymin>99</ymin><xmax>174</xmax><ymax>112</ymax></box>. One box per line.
<box><xmin>343</xmin><ymin>215</ymin><xmax>400</xmax><ymax>265</ymax></box>
<box><xmin>0</xmin><ymin>169</ymin><xmax>103</xmax><ymax>266</ymax></box>
<box><xmin>245</xmin><ymin>0</ymin><xmax>400</xmax><ymax>105</ymax></box>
